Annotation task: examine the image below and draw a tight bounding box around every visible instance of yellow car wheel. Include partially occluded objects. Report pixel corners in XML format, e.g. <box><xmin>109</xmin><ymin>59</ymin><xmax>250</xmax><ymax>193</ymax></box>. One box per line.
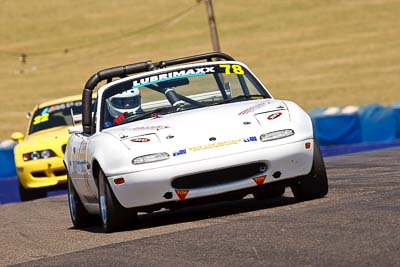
<box><xmin>18</xmin><ymin>180</ymin><xmax>46</xmax><ymax>201</ymax></box>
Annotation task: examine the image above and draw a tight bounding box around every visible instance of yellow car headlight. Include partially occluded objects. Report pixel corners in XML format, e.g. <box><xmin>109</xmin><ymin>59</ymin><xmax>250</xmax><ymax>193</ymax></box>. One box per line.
<box><xmin>23</xmin><ymin>150</ymin><xmax>56</xmax><ymax>161</ymax></box>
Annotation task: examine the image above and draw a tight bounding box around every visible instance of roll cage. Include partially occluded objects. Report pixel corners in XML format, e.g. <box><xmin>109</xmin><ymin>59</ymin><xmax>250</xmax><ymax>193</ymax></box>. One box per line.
<box><xmin>81</xmin><ymin>52</ymin><xmax>237</xmax><ymax>134</ymax></box>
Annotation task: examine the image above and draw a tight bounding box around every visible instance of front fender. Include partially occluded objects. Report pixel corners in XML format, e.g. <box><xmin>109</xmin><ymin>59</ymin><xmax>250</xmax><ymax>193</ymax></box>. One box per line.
<box><xmin>88</xmin><ymin>133</ymin><xmax>133</xmax><ymax>177</ymax></box>
<box><xmin>283</xmin><ymin>100</ymin><xmax>314</xmax><ymax>140</ymax></box>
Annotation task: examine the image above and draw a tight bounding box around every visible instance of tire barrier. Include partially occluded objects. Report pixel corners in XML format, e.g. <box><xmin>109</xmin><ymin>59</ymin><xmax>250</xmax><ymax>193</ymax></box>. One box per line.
<box><xmin>0</xmin><ymin>178</ymin><xmax>20</xmax><ymax>204</ymax></box>
<box><xmin>0</xmin><ymin>140</ymin><xmax>19</xmax><ymax>204</ymax></box>
<box><xmin>310</xmin><ymin>103</ymin><xmax>400</xmax><ymax>146</ymax></box>
<box><xmin>0</xmin><ymin>140</ymin><xmax>17</xmax><ymax>179</ymax></box>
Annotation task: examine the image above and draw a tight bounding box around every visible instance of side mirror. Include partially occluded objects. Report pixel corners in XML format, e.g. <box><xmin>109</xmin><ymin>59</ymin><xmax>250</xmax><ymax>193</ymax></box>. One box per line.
<box><xmin>11</xmin><ymin>132</ymin><xmax>25</xmax><ymax>142</ymax></box>
<box><xmin>70</xmin><ymin>108</ymin><xmax>83</xmax><ymax>127</ymax></box>
<box><xmin>68</xmin><ymin>125</ymin><xmax>83</xmax><ymax>134</ymax></box>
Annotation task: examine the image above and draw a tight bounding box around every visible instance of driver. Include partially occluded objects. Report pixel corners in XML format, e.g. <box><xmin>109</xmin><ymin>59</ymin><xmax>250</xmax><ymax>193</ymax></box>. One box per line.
<box><xmin>106</xmin><ymin>88</ymin><xmax>143</xmax><ymax>126</ymax></box>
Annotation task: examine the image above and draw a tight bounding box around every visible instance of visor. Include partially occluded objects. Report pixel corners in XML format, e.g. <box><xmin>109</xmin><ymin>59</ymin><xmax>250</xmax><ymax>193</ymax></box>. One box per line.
<box><xmin>110</xmin><ymin>96</ymin><xmax>141</xmax><ymax>109</ymax></box>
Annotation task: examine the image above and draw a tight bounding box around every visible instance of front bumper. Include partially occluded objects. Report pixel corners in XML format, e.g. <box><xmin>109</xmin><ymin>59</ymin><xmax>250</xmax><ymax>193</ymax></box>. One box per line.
<box><xmin>16</xmin><ymin>157</ymin><xmax>67</xmax><ymax>189</ymax></box>
<box><xmin>109</xmin><ymin>139</ymin><xmax>314</xmax><ymax>208</ymax></box>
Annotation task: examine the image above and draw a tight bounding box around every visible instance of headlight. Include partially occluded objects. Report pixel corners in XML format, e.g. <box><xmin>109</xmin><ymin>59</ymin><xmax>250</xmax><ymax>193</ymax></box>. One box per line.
<box><xmin>260</xmin><ymin>129</ymin><xmax>295</xmax><ymax>142</ymax></box>
<box><xmin>23</xmin><ymin>149</ymin><xmax>56</xmax><ymax>161</ymax></box>
<box><xmin>132</xmin><ymin>152</ymin><xmax>169</xmax><ymax>165</ymax></box>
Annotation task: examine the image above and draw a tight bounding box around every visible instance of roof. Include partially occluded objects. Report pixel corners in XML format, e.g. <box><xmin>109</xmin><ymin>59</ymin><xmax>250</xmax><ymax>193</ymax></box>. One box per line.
<box><xmin>36</xmin><ymin>92</ymin><xmax>97</xmax><ymax>109</ymax></box>
<box><xmin>37</xmin><ymin>94</ymin><xmax>82</xmax><ymax>109</ymax></box>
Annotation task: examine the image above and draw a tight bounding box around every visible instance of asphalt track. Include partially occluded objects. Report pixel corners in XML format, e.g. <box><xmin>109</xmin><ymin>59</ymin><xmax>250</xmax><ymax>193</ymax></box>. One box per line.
<box><xmin>1</xmin><ymin>148</ymin><xmax>399</xmax><ymax>266</ymax></box>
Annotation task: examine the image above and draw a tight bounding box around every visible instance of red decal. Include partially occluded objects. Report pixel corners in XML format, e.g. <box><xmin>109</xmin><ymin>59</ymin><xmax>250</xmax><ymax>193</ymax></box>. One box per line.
<box><xmin>151</xmin><ymin>113</ymin><xmax>160</xmax><ymax>119</ymax></box>
<box><xmin>305</xmin><ymin>142</ymin><xmax>311</xmax><ymax>149</ymax></box>
<box><xmin>267</xmin><ymin>112</ymin><xmax>282</xmax><ymax>120</ymax></box>
<box><xmin>253</xmin><ymin>175</ymin><xmax>266</xmax><ymax>185</ymax></box>
<box><xmin>175</xmin><ymin>190</ymin><xmax>189</xmax><ymax>200</ymax></box>
<box><xmin>131</xmin><ymin>138</ymin><xmax>150</xmax><ymax>142</ymax></box>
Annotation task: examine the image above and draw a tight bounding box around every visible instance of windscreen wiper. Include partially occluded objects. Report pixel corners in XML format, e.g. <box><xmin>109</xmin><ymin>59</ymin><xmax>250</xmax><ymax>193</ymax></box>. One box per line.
<box><xmin>215</xmin><ymin>94</ymin><xmax>266</xmax><ymax>105</ymax></box>
<box><xmin>121</xmin><ymin>106</ymin><xmax>174</xmax><ymax>124</ymax></box>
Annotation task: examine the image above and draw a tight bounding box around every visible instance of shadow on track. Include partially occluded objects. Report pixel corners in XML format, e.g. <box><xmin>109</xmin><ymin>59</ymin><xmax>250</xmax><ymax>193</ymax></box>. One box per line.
<box><xmin>71</xmin><ymin>192</ymin><xmax>298</xmax><ymax>233</ymax></box>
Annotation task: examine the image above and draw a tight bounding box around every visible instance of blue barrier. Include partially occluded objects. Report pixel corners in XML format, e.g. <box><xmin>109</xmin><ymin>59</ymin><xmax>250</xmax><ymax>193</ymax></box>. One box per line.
<box><xmin>320</xmin><ymin>139</ymin><xmax>400</xmax><ymax>157</ymax></box>
<box><xmin>310</xmin><ymin>103</ymin><xmax>400</xmax><ymax>145</ymax></box>
<box><xmin>392</xmin><ymin>102</ymin><xmax>400</xmax><ymax>138</ymax></box>
<box><xmin>309</xmin><ymin>108</ymin><xmax>361</xmax><ymax>146</ymax></box>
<box><xmin>0</xmin><ymin>176</ymin><xmax>66</xmax><ymax>204</ymax></box>
<box><xmin>0</xmin><ymin>177</ymin><xmax>20</xmax><ymax>204</ymax></box>
<box><xmin>359</xmin><ymin>104</ymin><xmax>397</xmax><ymax>142</ymax></box>
<box><xmin>0</xmin><ymin>141</ymin><xmax>17</xmax><ymax>179</ymax></box>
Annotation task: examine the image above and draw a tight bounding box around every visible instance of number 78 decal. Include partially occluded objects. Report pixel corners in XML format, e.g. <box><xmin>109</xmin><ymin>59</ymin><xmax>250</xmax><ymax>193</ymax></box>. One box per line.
<box><xmin>219</xmin><ymin>64</ymin><xmax>245</xmax><ymax>75</ymax></box>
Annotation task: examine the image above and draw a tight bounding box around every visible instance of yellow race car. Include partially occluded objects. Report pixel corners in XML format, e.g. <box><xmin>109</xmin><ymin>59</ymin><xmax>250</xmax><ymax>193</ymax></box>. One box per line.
<box><xmin>11</xmin><ymin>95</ymin><xmax>91</xmax><ymax>201</ymax></box>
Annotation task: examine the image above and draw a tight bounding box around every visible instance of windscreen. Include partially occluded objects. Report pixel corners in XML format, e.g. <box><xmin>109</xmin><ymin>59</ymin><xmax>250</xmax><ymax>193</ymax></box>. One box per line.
<box><xmin>101</xmin><ymin>62</ymin><xmax>271</xmax><ymax>129</ymax></box>
<box><xmin>29</xmin><ymin>101</ymin><xmax>83</xmax><ymax>134</ymax></box>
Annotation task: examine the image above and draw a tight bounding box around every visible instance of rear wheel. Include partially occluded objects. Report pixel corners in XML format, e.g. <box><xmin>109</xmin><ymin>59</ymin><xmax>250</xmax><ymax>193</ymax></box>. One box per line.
<box><xmin>291</xmin><ymin>139</ymin><xmax>328</xmax><ymax>201</ymax></box>
<box><xmin>98</xmin><ymin>170</ymin><xmax>136</xmax><ymax>233</ymax></box>
<box><xmin>18</xmin><ymin>180</ymin><xmax>46</xmax><ymax>201</ymax></box>
<box><xmin>68</xmin><ymin>174</ymin><xmax>96</xmax><ymax>228</ymax></box>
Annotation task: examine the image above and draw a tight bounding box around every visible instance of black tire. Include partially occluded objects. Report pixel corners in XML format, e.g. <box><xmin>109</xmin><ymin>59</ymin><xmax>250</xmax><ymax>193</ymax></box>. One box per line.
<box><xmin>18</xmin><ymin>180</ymin><xmax>46</xmax><ymax>201</ymax></box>
<box><xmin>253</xmin><ymin>186</ymin><xmax>285</xmax><ymax>200</ymax></box>
<box><xmin>291</xmin><ymin>139</ymin><xmax>328</xmax><ymax>201</ymax></box>
<box><xmin>67</xmin><ymin>174</ymin><xmax>96</xmax><ymax>228</ymax></box>
<box><xmin>98</xmin><ymin>170</ymin><xmax>136</xmax><ymax>233</ymax></box>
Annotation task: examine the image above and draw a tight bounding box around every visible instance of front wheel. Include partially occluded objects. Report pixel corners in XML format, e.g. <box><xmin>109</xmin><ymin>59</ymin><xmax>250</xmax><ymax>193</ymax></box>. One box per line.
<box><xmin>68</xmin><ymin>174</ymin><xmax>96</xmax><ymax>228</ymax></box>
<box><xmin>290</xmin><ymin>139</ymin><xmax>328</xmax><ymax>201</ymax></box>
<box><xmin>98</xmin><ymin>170</ymin><xmax>136</xmax><ymax>233</ymax></box>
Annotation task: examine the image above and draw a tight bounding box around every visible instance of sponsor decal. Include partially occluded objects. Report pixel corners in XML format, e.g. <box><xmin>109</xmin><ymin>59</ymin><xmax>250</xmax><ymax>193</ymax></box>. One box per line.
<box><xmin>189</xmin><ymin>139</ymin><xmax>241</xmax><ymax>152</ymax></box>
<box><xmin>173</xmin><ymin>149</ymin><xmax>186</xmax><ymax>156</ymax></box>
<box><xmin>267</xmin><ymin>112</ymin><xmax>282</xmax><ymax>120</ymax></box>
<box><xmin>131</xmin><ymin>137</ymin><xmax>151</xmax><ymax>142</ymax></box>
<box><xmin>238</xmin><ymin>103</ymin><xmax>266</xmax><ymax>115</ymax></box>
<box><xmin>73</xmin><ymin>160</ymin><xmax>87</xmax><ymax>165</ymax></box>
<box><xmin>243</xmin><ymin>136</ymin><xmax>257</xmax><ymax>142</ymax></box>
<box><xmin>132</xmin><ymin>67</ymin><xmax>215</xmax><ymax>89</ymax></box>
<box><xmin>32</xmin><ymin>113</ymin><xmax>49</xmax><ymax>125</ymax></box>
<box><xmin>128</xmin><ymin>125</ymin><xmax>170</xmax><ymax>131</ymax></box>
<box><xmin>41</xmin><ymin>107</ymin><xmax>50</xmax><ymax>115</ymax></box>
<box><xmin>175</xmin><ymin>189</ymin><xmax>189</xmax><ymax>200</ymax></box>
<box><xmin>253</xmin><ymin>175</ymin><xmax>266</xmax><ymax>185</ymax></box>
<box><xmin>46</xmin><ymin>101</ymin><xmax>84</xmax><ymax>115</ymax></box>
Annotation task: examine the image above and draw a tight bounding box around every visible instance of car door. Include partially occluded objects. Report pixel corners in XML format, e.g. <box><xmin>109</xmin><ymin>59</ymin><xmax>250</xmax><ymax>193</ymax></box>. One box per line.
<box><xmin>68</xmin><ymin>133</ymin><xmax>93</xmax><ymax>200</ymax></box>
<box><xmin>79</xmin><ymin>137</ymin><xmax>99</xmax><ymax>202</ymax></box>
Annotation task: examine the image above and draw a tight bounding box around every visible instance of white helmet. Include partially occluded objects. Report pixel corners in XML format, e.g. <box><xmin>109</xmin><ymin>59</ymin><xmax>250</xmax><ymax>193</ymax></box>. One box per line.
<box><xmin>106</xmin><ymin>88</ymin><xmax>142</xmax><ymax>118</ymax></box>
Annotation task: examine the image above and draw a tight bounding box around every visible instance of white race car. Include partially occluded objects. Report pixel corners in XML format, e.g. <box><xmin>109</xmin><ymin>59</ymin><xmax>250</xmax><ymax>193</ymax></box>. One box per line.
<box><xmin>65</xmin><ymin>52</ymin><xmax>328</xmax><ymax>232</ymax></box>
